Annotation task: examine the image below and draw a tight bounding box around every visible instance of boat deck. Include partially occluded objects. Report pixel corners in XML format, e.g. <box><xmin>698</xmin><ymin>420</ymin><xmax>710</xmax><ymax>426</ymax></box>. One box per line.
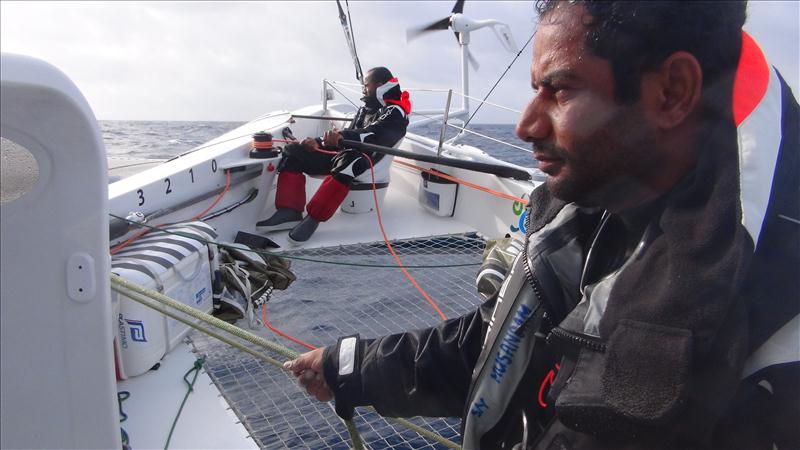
<box><xmin>192</xmin><ymin>233</ymin><xmax>487</xmax><ymax>448</ymax></box>
<box><xmin>246</xmin><ymin>173</ymin><xmax>479</xmax><ymax>251</ymax></box>
<box><xmin>117</xmin><ymin>343</ymin><xmax>258</xmax><ymax>449</ymax></box>
<box><xmin>105</xmin><ymin>155</ymin><xmax>488</xmax><ymax>448</ymax></box>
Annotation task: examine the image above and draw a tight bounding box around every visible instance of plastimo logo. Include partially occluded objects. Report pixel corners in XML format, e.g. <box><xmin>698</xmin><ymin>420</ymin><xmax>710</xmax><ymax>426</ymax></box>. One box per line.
<box><xmin>195</xmin><ymin>287</ymin><xmax>207</xmax><ymax>304</ymax></box>
<box><xmin>126</xmin><ymin>319</ymin><xmax>147</xmax><ymax>342</ymax></box>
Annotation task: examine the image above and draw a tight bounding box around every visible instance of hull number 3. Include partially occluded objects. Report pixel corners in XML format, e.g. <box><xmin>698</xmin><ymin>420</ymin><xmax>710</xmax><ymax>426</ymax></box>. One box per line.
<box><xmin>131</xmin><ymin>159</ymin><xmax>218</xmax><ymax>208</ymax></box>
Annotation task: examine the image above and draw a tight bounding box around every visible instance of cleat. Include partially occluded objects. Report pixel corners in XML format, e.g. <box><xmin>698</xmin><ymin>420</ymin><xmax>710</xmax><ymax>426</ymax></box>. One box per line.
<box><xmin>256</xmin><ymin>208</ymin><xmax>303</xmax><ymax>232</ymax></box>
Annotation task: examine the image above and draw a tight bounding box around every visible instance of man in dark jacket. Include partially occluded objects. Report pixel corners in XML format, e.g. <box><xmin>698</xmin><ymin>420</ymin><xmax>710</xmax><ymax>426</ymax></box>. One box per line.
<box><xmin>285</xmin><ymin>2</ymin><xmax>799</xmax><ymax>449</ymax></box>
<box><xmin>257</xmin><ymin>66</ymin><xmax>410</xmax><ymax>243</ymax></box>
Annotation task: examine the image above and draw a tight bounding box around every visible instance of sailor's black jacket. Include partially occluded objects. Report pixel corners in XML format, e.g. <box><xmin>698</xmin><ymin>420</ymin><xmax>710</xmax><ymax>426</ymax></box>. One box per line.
<box><xmin>321</xmin><ymin>53</ymin><xmax>799</xmax><ymax>450</ymax></box>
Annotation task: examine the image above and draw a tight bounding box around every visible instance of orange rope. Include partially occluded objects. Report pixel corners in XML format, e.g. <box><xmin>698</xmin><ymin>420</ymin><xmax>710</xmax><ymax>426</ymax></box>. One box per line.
<box><xmin>393</xmin><ymin>159</ymin><xmax>530</xmax><ymax>205</ymax></box>
<box><xmin>260</xmin><ymin>144</ymin><xmax>536</xmax><ymax>345</ymax></box>
<box><xmin>262</xmin><ymin>305</ymin><xmax>317</xmax><ymax>351</ymax></box>
<box><xmin>191</xmin><ymin>170</ymin><xmax>232</xmax><ymax>221</ymax></box>
<box><xmin>269</xmin><ymin>141</ymin><xmax>529</xmax><ymax>206</ymax></box>
<box><xmin>261</xmin><ymin>148</ymin><xmax>447</xmax><ymax>351</ymax></box>
<box><xmin>313</xmin><ymin>147</ymin><xmax>339</xmax><ymax>155</ymax></box>
<box><xmin>361</xmin><ymin>152</ymin><xmax>448</xmax><ymax>321</ymax></box>
<box><xmin>110</xmin><ymin>170</ymin><xmax>232</xmax><ymax>254</ymax></box>
<box><xmin>110</xmin><ymin>227</ymin><xmax>152</xmax><ymax>255</ymax></box>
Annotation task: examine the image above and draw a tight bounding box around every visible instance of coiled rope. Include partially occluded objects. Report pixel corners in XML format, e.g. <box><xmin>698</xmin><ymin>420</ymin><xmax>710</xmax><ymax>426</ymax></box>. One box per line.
<box><xmin>110</xmin><ymin>275</ymin><xmax>460</xmax><ymax>449</ymax></box>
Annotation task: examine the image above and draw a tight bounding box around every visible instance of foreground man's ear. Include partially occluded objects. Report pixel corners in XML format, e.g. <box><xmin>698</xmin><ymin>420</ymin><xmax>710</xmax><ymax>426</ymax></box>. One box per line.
<box><xmin>641</xmin><ymin>51</ymin><xmax>703</xmax><ymax>130</ymax></box>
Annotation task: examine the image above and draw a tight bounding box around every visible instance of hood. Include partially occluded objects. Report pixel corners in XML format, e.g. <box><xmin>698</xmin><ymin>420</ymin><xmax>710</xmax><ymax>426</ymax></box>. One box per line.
<box><xmin>376</xmin><ymin>77</ymin><xmax>412</xmax><ymax>114</ymax></box>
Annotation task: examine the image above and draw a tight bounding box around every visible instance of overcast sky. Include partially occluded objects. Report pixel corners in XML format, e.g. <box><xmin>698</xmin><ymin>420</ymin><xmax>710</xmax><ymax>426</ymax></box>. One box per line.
<box><xmin>2</xmin><ymin>1</ymin><xmax>798</xmax><ymax>123</ymax></box>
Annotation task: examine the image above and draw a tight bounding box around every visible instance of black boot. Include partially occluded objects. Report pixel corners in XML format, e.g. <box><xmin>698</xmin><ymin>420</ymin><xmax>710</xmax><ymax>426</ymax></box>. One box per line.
<box><xmin>287</xmin><ymin>216</ymin><xmax>319</xmax><ymax>244</ymax></box>
<box><xmin>256</xmin><ymin>208</ymin><xmax>303</xmax><ymax>232</ymax></box>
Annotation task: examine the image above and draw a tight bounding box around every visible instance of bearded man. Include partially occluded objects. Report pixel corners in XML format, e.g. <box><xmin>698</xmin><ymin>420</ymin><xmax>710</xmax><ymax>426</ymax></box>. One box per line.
<box><xmin>285</xmin><ymin>2</ymin><xmax>799</xmax><ymax>448</ymax></box>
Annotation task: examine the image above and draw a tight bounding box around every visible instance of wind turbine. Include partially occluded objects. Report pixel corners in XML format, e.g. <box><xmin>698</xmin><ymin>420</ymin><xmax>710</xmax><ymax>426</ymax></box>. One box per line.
<box><xmin>407</xmin><ymin>0</ymin><xmax>518</xmax><ymax>117</ymax></box>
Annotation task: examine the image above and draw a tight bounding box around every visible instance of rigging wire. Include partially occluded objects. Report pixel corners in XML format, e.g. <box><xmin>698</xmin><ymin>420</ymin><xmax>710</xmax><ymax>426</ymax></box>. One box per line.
<box><xmin>345</xmin><ymin>0</ymin><xmax>363</xmax><ymax>82</ymax></box>
<box><xmin>331</xmin><ymin>79</ymin><xmax>531</xmax><ymax>154</ymax></box>
<box><xmin>462</xmin><ymin>28</ymin><xmax>537</xmax><ymax>130</ymax></box>
<box><xmin>336</xmin><ymin>0</ymin><xmax>363</xmax><ymax>83</ymax></box>
<box><xmin>326</xmin><ymin>81</ymin><xmax>360</xmax><ymax>108</ymax></box>
<box><xmin>410</xmin><ymin>110</ymin><xmax>532</xmax><ymax>153</ymax></box>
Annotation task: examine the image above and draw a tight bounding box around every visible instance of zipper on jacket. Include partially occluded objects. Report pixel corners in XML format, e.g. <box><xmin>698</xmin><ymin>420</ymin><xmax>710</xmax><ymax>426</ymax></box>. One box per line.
<box><xmin>521</xmin><ymin>204</ymin><xmax>567</xmax><ymax>330</ymax></box>
<box><xmin>547</xmin><ymin>326</ymin><xmax>607</xmax><ymax>353</ymax></box>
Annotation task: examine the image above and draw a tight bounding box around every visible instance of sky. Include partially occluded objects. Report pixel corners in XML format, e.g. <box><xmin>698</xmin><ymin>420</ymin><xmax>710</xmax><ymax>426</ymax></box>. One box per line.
<box><xmin>2</xmin><ymin>1</ymin><xmax>798</xmax><ymax>123</ymax></box>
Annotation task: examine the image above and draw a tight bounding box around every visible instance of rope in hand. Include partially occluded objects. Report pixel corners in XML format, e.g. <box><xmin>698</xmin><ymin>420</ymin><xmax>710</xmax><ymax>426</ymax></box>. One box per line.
<box><xmin>110</xmin><ymin>275</ymin><xmax>460</xmax><ymax>449</ymax></box>
<box><xmin>108</xmin><ymin>136</ymin><xmax>529</xmax><ymax>450</ymax></box>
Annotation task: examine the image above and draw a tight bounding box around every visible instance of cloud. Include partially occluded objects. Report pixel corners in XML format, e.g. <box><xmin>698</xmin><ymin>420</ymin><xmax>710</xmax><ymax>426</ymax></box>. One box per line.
<box><xmin>2</xmin><ymin>1</ymin><xmax>796</xmax><ymax>123</ymax></box>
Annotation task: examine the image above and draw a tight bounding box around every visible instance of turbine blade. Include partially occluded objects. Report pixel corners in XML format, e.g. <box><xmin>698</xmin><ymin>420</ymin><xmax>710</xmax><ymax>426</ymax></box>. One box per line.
<box><xmin>452</xmin><ymin>0</ymin><xmax>465</xmax><ymax>14</ymax></box>
<box><xmin>453</xmin><ymin>32</ymin><xmax>480</xmax><ymax>71</ymax></box>
<box><xmin>406</xmin><ymin>17</ymin><xmax>452</xmax><ymax>41</ymax></box>
<box><xmin>467</xmin><ymin>48</ymin><xmax>480</xmax><ymax>71</ymax></box>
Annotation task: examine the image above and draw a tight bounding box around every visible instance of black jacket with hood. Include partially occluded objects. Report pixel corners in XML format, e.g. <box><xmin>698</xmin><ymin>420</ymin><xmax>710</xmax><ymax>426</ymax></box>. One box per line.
<box><xmin>324</xmin><ymin>78</ymin><xmax>410</xmax><ymax>179</ymax></box>
<box><xmin>321</xmin><ymin>41</ymin><xmax>799</xmax><ymax>450</ymax></box>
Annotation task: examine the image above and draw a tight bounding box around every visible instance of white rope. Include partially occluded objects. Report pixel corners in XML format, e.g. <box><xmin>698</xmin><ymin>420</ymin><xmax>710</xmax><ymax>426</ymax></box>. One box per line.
<box><xmin>411</xmin><ymin>111</ymin><xmax>531</xmax><ymax>153</ymax></box>
<box><xmin>327</xmin><ymin>81</ymin><xmax>522</xmax><ymax>114</ymax></box>
<box><xmin>326</xmin><ymin>79</ymin><xmax>531</xmax><ymax>166</ymax></box>
<box><xmin>457</xmin><ymin>93</ymin><xmax>522</xmax><ymax>114</ymax></box>
<box><xmin>110</xmin><ymin>274</ymin><xmax>461</xmax><ymax>449</ymax></box>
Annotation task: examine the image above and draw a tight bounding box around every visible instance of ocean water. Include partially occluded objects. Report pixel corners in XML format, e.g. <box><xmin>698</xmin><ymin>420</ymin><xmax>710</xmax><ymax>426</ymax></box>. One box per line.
<box><xmin>99</xmin><ymin>120</ymin><xmax>536</xmax><ymax>168</ymax></box>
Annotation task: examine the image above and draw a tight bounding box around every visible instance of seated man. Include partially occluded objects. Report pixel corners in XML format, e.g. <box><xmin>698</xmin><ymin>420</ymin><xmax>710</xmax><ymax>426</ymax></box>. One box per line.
<box><xmin>257</xmin><ymin>66</ymin><xmax>411</xmax><ymax>243</ymax></box>
<box><xmin>284</xmin><ymin>1</ymin><xmax>799</xmax><ymax>449</ymax></box>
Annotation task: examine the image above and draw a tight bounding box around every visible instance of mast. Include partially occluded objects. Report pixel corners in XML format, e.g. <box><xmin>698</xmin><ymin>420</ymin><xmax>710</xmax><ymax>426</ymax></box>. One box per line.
<box><xmin>460</xmin><ymin>31</ymin><xmax>470</xmax><ymax>119</ymax></box>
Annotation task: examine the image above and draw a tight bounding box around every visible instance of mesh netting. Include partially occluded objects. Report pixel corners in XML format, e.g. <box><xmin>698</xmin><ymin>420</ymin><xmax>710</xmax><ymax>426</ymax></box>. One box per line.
<box><xmin>191</xmin><ymin>233</ymin><xmax>486</xmax><ymax>449</ymax></box>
